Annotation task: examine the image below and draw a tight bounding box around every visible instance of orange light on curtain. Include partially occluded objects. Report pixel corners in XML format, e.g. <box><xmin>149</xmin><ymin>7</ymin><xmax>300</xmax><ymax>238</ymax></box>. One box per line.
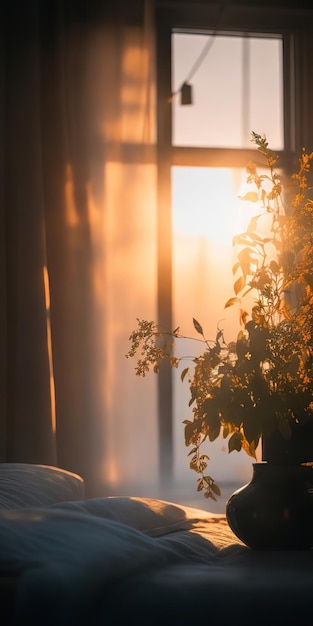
<box><xmin>43</xmin><ymin>265</ymin><xmax>56</xmax><ymax>434</ymax></box>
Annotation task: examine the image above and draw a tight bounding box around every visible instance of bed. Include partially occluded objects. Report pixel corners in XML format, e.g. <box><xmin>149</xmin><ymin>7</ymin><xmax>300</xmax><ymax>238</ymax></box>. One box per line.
<box><xmin>1</xmin><ymin>464</ymin><xmax>313</xmax><ymax>626</ymax></box>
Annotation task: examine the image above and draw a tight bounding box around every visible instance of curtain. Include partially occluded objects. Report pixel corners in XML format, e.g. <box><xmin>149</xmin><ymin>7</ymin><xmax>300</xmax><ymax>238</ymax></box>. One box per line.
<box><xmin>1</xmin><ymin>0</ymin><xmax>158</xmax><ymax>498</ymax></box>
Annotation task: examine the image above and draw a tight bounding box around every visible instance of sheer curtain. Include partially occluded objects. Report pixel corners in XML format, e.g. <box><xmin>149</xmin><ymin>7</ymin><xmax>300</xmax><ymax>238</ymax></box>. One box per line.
<box><xmin>1</xmin><ymin>0</ymin><xmax>158</xmax><ymax>497</ymax></box>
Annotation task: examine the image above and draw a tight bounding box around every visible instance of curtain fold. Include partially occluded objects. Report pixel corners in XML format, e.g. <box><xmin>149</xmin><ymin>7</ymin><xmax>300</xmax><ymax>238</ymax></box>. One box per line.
<box><xmin>2</xmin><ymin>0</ymin><xmax>158</xmax><ymax>497</ymax></box>
<box><xmin>2</xmin><ymin>1</ymin><xmax>57</xmax><ymax>466</ymax></box>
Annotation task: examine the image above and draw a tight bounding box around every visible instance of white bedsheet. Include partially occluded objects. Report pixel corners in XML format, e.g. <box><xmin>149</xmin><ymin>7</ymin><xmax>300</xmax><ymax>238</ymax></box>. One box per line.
<box><xmin>1</xmin><ymin>497</ymin><xmax>312</xmax><ymax>625</ymax></box>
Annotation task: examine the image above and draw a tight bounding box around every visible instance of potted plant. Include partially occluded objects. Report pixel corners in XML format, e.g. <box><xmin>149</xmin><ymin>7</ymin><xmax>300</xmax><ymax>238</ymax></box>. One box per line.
<box><xmin>126</xmin><ymin>133</ymin><xmax>313</xmax><ymax>549</ymax></box>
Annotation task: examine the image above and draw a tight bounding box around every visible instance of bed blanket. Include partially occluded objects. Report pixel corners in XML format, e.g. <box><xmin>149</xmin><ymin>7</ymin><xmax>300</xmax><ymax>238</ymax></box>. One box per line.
<box><xmin>1</xmin><ymin>497</ymin><xmax>312</xmax><ymax>625</ymax></box>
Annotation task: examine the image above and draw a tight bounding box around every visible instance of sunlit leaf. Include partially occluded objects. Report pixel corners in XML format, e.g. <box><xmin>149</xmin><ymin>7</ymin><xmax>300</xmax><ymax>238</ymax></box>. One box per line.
<box><xmin>232</xmin><ymin>261</ymin><xmax>241</xmax><ymax>276</ymax></box>
<box><xmin>184</xmin><ymin>418</ymin><xmax>202</xmax><ymax>446</ymax></box>
<box><xmin>233</xmin><ymin>276</ymin><xmax>246</xmax><ymax>295</ymax></box>
<box><xmin>204</xmin><ymin>491</ymin><xmax>217</xmax><ymax>501</ymax></box>
<box><xmin>246</xmin><ymin>213</ymin><xmax>275</xmax><ymax>236</ymax></box>
<box><xmin>224</xmin><ymin>297</ymin><xmax>239</xmax><ymax>309</ymax></box>
<box><xmin>210</xmin><ymin>482</ymin><xmax>221</xmax><ymax>496</ymax></box>
<box><xmin>189</xmin><ymin>454</ymin><xmax>201</xmax><ymax>472</ymax></box>
<box><xmin>237</xmin><ymin>246</ymin><xmax>257</xmax><ymax>264</ymax></box>
<box><xmin>238</xmin><ymin>191</ymin><xmax>259</xmax><ymax>203</ymax></box>
<box><xmin>188</xmin><ymin>385</ymin><xmax>198</xmax><ymax>407</ymax></box>
<box><xmin>232</xmin><ymin>233</ymin><xmax>253</xmax><ymax>247</ymax></box>
<box><xmin>181</xmin><ymin>367</ymin><xmax>189</xmax><ymax>382</ymax></box>
<box><xmin>193</xmin><ymin>318</ymin><xmax>203</xmax><ymax>335</ymax></box>
<box><xmin>216</xmin><ymin>330</ymin><xmax>224</xmax><ymax>344</ymax></box>
<box><xmin>208</xmin><ymin>420</ymin><xmax>221</xmax><ymax>442</ymax></box>
<box><xmin>223</xmin><ymin>424</ymin><xmax>230</xmax><ymax>438</ymax></box>
<box><xmin>239</xmin><ymin>309</ymin><xmax>249</xmax><ymax>325</ymax></box>
<box><xmin>269</xmin><ymin>260</ymin><xmax>279</xmax><ymax>274</ymax></box>
<box><xmin>228</xmin><ymin>431</ymin><xmax>242</xmax><ymax>453</ymax></box>
<box><xmin>241</xmin><ymin>437</ymin><xmax>257</xmax><ymax>458</ymax></box>
<box><xmin>187</xmin><ymin>447</ymin><xmax>198</xmax><ymax>456</ymax></box>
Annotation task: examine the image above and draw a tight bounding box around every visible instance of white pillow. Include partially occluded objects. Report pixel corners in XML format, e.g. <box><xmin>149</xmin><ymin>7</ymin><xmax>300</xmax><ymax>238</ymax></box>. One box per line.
<box><xmin>0</xmin><ymin>463</ymin><xmax>85</xmax><ymax>508</ymax></box>
<box><xmin>50</xmin><ymin>495</ymin><xmax>223</xmax><ymax>536</ymax></box>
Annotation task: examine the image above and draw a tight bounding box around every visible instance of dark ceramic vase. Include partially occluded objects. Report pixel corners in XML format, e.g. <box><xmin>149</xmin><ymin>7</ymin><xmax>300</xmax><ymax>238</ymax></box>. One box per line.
<box><xmin>226</xmin><ymin>462</ymin><xmax>313</xmax><ymax>550</ymax></box>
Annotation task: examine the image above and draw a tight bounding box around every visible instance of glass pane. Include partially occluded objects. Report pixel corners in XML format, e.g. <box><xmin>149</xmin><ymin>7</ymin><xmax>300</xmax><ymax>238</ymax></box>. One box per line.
<box><xmin>172</xmin><ymin>32</ymin><xmax>284</xmax><ymax>150</ymax></box>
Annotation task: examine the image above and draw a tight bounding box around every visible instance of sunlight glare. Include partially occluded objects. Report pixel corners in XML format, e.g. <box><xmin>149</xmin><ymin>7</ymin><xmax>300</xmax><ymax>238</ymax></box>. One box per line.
<box><xmin>172</xmin><ymin>167</ymin><xmax>243</xmax><ymax>246</ymax></box>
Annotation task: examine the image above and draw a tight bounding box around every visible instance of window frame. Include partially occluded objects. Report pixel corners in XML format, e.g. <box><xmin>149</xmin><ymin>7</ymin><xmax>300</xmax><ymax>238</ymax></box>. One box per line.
<box><xmin>154</xmin><ymin>2</ymin><xmax>313</xmax><ymax>485</ymax></box>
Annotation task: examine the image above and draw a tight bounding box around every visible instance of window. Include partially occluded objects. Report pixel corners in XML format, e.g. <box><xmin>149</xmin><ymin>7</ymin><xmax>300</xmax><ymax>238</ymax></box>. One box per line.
<box><xmin>155</xmin><ymin>2</ymin><xmax>313</xmax><ymax>496</ymax></box>
<box><xmin>172</xmin><ymin>32</ymin><xmax>284</xmax><ymax>149</ymax></box>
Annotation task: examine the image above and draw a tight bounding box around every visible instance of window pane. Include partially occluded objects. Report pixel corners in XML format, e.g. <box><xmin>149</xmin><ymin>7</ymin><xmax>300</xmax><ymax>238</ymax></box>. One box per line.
<box><xmin>172</xmin><ymin>32</ymin><xmax>284</xmax><ymax>149</ymax></box>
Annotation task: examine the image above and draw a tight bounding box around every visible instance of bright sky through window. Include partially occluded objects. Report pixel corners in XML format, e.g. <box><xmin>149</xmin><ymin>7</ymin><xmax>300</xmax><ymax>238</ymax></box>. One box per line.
<box><xmin>172</xmin><ymin>32</ymin><xmax>284</xmax><ymax>149</ymax></box>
